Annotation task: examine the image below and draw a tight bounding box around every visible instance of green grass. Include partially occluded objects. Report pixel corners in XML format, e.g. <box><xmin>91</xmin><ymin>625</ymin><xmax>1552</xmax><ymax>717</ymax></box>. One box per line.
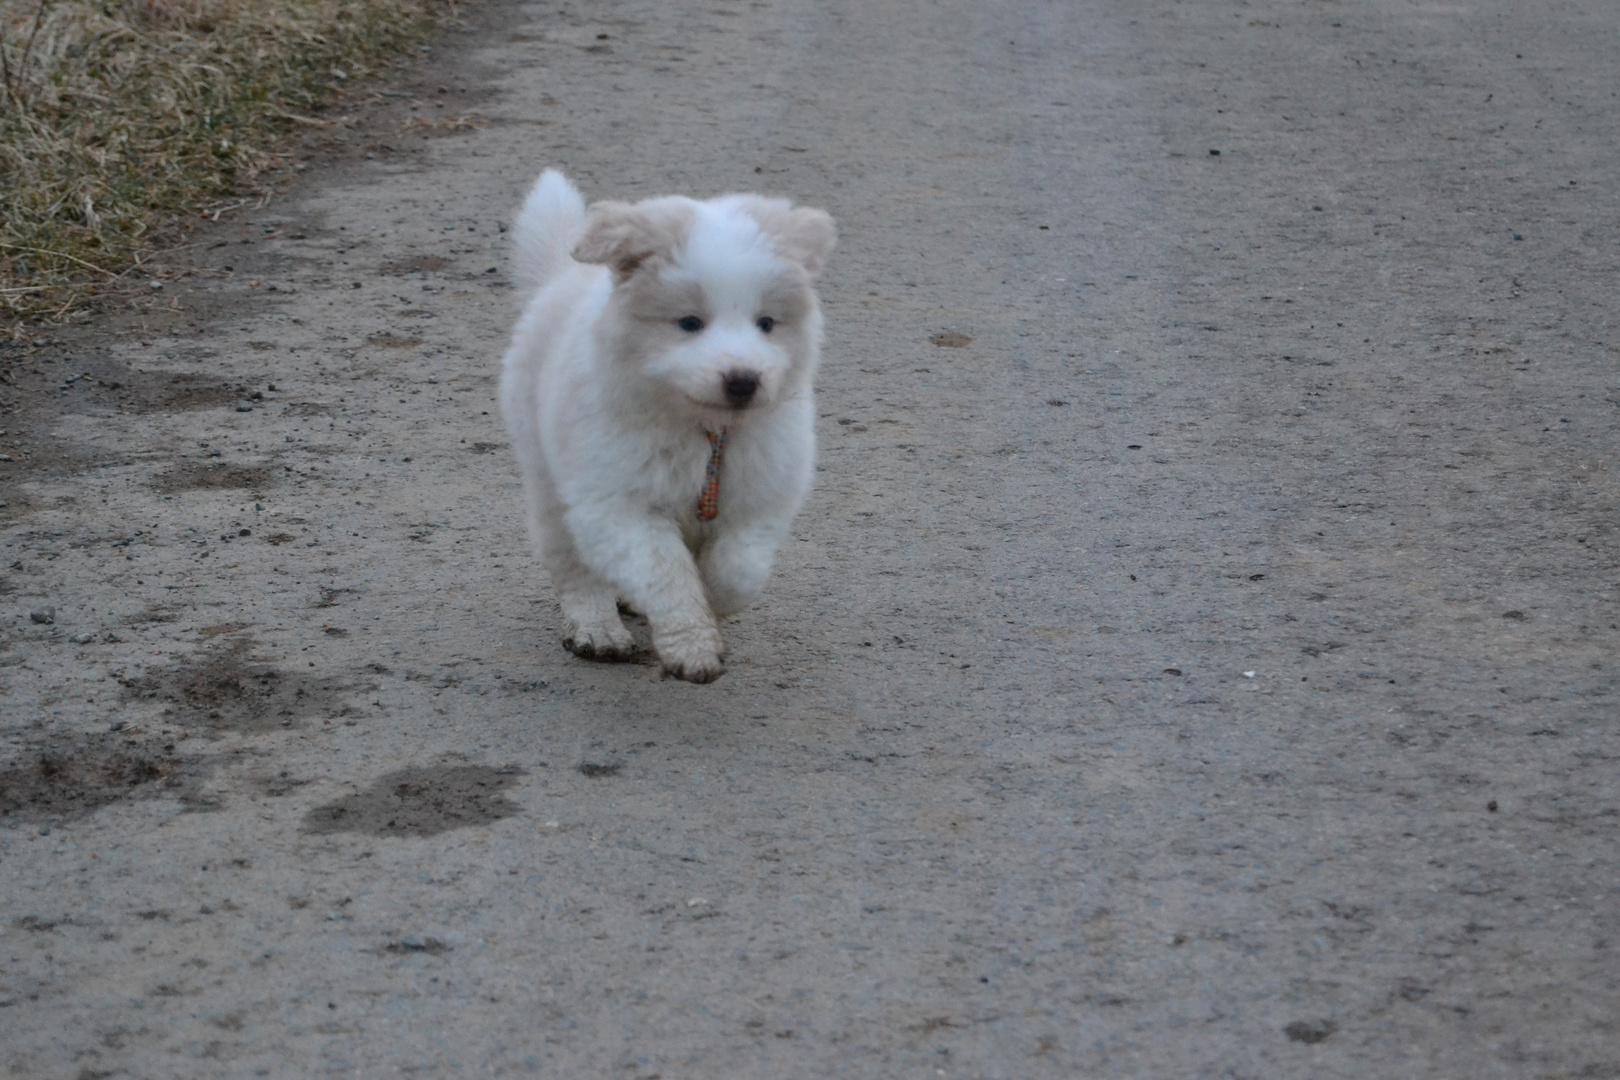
<box><xmin>0</xmin><ymin>0</ymin><xmax>446</xmax><ymax>327</ymax></box>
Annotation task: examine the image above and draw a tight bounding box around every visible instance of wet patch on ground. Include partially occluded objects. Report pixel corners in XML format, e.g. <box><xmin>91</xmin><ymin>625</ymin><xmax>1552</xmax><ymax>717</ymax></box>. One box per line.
<box><xmin>98</xmin><ymin>370</ymin><xmax>249</xmax><ymax>414</ymax></box>
<box><xmin>0</xmin><ymin>733</ymin><xmax>212</xmax><ymax>824</ymax></box>
<box><xmin>125</xmin><ymin>603</ymin><xmax>182</xmax><ymax>626</ymax></box>
<box><xmin>2</xmin><ymin>345</ymin><xmax>249</xmax><ymax>421</ymax></box>
<box><xmin>379</xmin><ymin>936</ymin><xmax>452</xmax><ymax>955</ymax></box>
<box><xmin>313</xmin><ymin>585</ymin><xmax>362</xmax><ymax>609</ymax></box>
<box><xmin>149</xmin><ymin>461</ymin><xmax>276</xmax><ymax>494</ymax></box>
<box><xmin>121</xmin><ymin>638</ymin><xmax>355</xmax><ymax>734</ymax></box>
<box><xmin>301</xmin><ymin>764</ymin><xmax>526</xmax><ymax>837</ymax></box>
<box><xmin>379</xmin><ymin>255</ymin><xmax>453</xmax><ymax>275</ymax></box>
<box><xmin>1284</xmin><ymin>1018</ymin><xmax>1337</xmax><ymax>1044</ymax></box>
<box><xmin>0</xmin><ymin>339</ymin><xmax>267</xmax><ymax>519</ymax></box>
<box><xmin>279</xmin><ymin>401</ymin><xmax>341</xmax><ymax>417</ymax></box>
<box><xmin>366</xmin><ymin>332</ymin><xmax>425</xmax><ymax>349</ymax></box>
<box><xmin>0</xmin><ymin>345</ymin><xmax>102</xmax><ymax>511</ymax></box>
<box><xmin>245</xmin><ymin>769</ymin><xmax>313</xmax><ymax>798</ymax></box>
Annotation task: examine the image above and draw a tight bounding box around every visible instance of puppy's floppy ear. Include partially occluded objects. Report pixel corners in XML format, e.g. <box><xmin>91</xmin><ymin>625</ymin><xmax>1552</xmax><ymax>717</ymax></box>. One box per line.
<box><xmin>573</xmin><ymin>202</ymin><xmax>690</xmax><ymax>283</ymax></box>
<box><xmin>739</xmin><ymin>198</ymin><xmax>837</xmax><ymax>278</ymax></box>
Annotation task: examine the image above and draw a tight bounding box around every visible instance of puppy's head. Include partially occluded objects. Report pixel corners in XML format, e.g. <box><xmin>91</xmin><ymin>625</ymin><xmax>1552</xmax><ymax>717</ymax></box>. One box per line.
<box><xmin>574</xmin><ymin>193</ymin><xmax>835</xmax><ymax>416</ymax></box>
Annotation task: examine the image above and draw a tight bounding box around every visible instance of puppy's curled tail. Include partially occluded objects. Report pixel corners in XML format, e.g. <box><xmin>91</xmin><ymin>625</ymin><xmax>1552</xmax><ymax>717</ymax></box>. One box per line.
<box><xmin>511</xmin><ymin>169</ymin><xmax>587</xmax><ymax>291</ymax></box>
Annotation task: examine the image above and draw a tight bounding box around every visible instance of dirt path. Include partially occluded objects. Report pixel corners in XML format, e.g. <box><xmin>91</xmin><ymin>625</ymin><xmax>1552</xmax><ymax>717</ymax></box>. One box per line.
<box><xmin>2</xmin><ymin>1</ymin><xmax>1617</xmax><ymax>1076</ymax></box>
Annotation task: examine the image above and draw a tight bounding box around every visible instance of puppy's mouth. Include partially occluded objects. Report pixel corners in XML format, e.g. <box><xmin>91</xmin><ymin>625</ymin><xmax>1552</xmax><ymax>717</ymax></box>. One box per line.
<box><xmin>684</xmin><ymin>393</ymin><xmax>754</xmax><ymax>416</ymax></box>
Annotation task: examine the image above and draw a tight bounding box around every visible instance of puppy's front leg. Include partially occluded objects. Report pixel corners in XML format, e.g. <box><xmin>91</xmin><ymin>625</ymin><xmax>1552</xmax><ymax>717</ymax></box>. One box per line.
<box><xmin>700</xmin><ymin>519</ymin><xmax>789</xmax><ymax>618</ymax></box>
<box><xmin>566</xmin><ymin>507</ymin><xmax>725</xmax><ymax>683</ymax></box>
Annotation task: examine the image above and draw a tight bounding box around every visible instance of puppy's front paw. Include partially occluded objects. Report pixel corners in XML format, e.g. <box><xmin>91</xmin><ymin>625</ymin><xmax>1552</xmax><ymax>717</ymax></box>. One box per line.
<box><xmin>655</xmin><ymin>624</ymin><xmax>726</xmax><ymax>683</ymax></box>
<box><xmin>562</xmin><ymin>620</ymin><xmax>636</xmax><ymax>661</ymax></box>
<box><xmin>664</xmin><ymin>652</ymin><xmax>725</xmax><ymax>683</ymax></box>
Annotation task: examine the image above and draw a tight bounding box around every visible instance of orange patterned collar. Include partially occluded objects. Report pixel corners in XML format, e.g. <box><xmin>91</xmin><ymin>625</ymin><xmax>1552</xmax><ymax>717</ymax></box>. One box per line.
<box><xmin>696</xmin><ymin>428</ymin><xmax>727</xmax><ymax>520</ymax></box>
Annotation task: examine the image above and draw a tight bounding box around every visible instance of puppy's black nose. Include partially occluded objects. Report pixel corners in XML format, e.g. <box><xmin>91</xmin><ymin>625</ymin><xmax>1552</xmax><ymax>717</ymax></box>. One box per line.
<box><xmin>723</xmin><ymin>370</ymin><xmax>760</xmax><ymax>407</ymax></box>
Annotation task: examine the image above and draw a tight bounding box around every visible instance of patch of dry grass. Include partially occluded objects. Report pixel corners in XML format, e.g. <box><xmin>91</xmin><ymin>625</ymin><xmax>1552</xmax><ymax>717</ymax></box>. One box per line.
<box><xmin>0</xmin><ymin>0</ymin><xmax>445</xmax><ymax>326</ymax></box>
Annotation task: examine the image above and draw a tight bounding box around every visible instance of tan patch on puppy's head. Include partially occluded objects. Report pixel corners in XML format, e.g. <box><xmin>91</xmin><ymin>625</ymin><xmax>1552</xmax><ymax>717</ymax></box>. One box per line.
<box><xmin>733</xmin><ymin>196</ymin><xmax>837</xmax><ymax>277</ymax></box>
<box><xmin>573</xmin><ymin>201</ymin><xmax>695</xmax><ymax>283</ymax></box>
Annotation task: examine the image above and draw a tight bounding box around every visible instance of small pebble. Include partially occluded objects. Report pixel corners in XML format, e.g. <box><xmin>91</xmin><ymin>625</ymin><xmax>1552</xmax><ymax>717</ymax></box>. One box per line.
<box><xmin>30</xmin><ymin>608</ymin><xmax>54</xmax><ymax>625</ymax></box>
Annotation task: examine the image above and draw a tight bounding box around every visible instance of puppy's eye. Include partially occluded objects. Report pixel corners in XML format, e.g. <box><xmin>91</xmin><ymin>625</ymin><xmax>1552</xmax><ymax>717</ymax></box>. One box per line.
<box><xmin>756</xmin><ymin>316</ymin><xmax>776</xmax><ymax>334</ymax></box>
<box><xmin>677</xmin><ymin>316</ymin><xmax>705</xmax><ymax>333</ymax></box>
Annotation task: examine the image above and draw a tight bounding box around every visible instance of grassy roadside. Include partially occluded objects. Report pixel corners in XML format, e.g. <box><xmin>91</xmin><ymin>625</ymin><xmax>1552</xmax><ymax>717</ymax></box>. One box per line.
<box><xmin>0</xmin><ymin>0</ymin><xmax>448</xmax><ymax>329</ymax></box>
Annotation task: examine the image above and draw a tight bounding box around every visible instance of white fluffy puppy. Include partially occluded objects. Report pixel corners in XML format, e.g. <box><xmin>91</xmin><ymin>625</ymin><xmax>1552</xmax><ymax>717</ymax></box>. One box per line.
<box><xmin>499</xmin><ymin>170</ymin><xmax>835</xmax><ymax>683</ymax></box>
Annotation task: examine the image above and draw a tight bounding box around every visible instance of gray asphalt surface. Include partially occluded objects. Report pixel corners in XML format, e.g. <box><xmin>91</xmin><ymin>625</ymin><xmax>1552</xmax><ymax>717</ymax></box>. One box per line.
<box><xmin>2</xmin><ymin>0</ymin><xmax>1617</xmax><ymax>1076</ymax></box>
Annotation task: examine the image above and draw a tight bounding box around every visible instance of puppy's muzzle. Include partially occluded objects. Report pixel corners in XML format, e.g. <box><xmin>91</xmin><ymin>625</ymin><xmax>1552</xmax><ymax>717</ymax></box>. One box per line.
<box><xmin>722</xmin><ymin>370</ymin><xmax>760</xmax><ymax>408</ymax></box>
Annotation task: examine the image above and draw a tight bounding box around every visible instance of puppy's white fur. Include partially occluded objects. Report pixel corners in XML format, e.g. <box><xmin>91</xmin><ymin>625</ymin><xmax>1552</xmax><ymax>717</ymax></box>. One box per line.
<box><xmin>500</xmin><ymin>170</ymin><xmax>835</xmax><ymax>682</ymax></box>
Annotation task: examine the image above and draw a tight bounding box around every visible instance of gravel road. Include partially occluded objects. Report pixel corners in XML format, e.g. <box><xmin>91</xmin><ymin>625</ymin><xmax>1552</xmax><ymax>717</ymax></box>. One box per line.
<box><xmin>2</xmin><ymin>0</ymin><xmax>1616</xmax><ymax>1076</ymax></box>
